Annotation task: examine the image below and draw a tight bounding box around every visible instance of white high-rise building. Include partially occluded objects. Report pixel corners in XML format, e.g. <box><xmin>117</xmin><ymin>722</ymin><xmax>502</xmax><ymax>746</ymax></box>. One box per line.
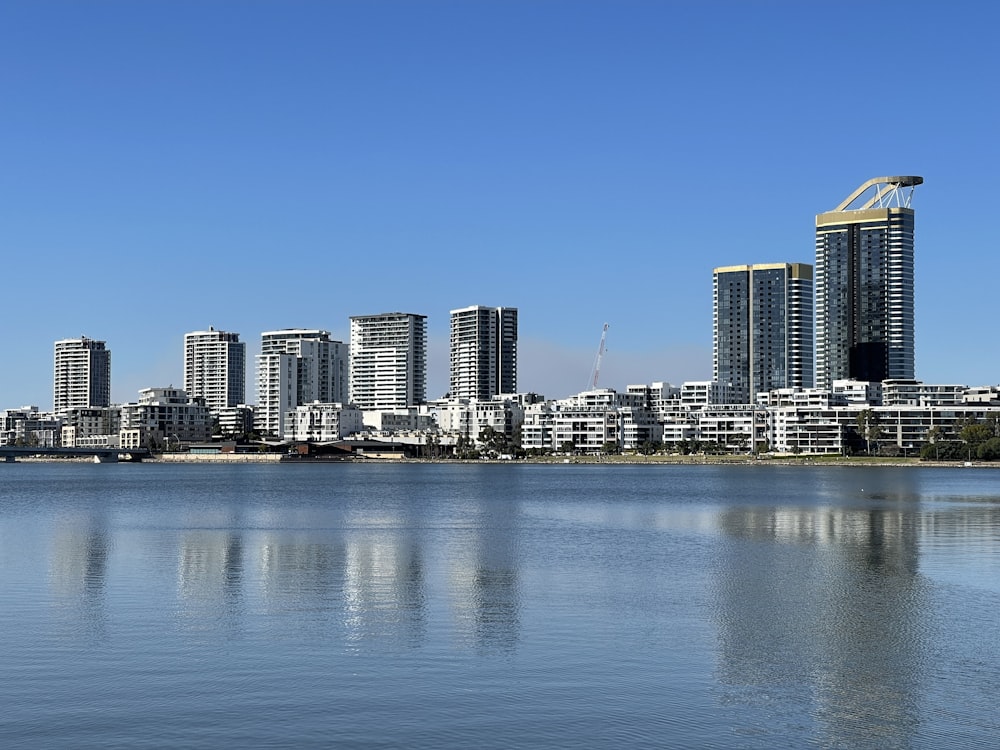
<box><xmin>53</xmin><ymin>336</ymin><xmax>111</xmax><ymax>418</ymax></box>
<box><xmin>183</xmin><ymin>328</ymin><xmax>246</xmax><ymax>414</ymax></box>
<box><xmin>449</xmin><ymin>305</ymin><xmax>518</xmax><ymax>400</ymax></box>
<box><xmin>255</xmin><ymin>329</ymin><xmax>347</xmax><ymax>437</ymax></box>
<box><xmin>349</xmin><ymin>313</ymin><xmax>427</xmax><ymax>409</ymax></box>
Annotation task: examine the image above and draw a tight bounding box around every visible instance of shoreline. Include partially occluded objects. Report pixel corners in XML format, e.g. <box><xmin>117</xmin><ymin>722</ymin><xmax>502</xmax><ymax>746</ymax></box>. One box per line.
<box><xmin>8</xmin><ymin>453</ymin><xmax>988</xmax><ymax>468</ymax></box>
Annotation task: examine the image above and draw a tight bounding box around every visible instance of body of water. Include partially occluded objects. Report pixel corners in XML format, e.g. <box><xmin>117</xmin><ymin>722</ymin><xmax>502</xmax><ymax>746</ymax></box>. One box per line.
<box><xmin>1</xmin><ymin>462</ymin><xmax>998</xmax><ymax>748</ymax></box>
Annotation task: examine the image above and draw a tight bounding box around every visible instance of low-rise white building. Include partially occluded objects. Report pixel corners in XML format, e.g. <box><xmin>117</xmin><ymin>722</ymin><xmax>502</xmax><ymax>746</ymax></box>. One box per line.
<box><xmin>120</xmin><ymin>387</ymin><xmax>212</xmax><ymax>449</ymax></box>
<box><xmin>284</xmin><ymin>402</ymin><xmax>364</xmax><ymax>442</ymax></box>
<box><xmin>363</xmin><ymin>408</ymin><xmax>437</xmax><ymax>433</ymax></box>
<box><xmin>620</xmin><ymin>407</ymin><xmax>662</xmax><ymax>450</ymax></box>
<box><xmin>0</xmin><ymin>406</ymin><xmax>59</xmax><ymax>447</ymax></box>
<box><xmin>696</xmin><ymin>406</ymin><xmax>759</xmax><ymax>451</ymax></box>
<box><xmin>60</xmin><ymin>406</ymin><xmax>121</xmax><ymax>448</ymax></box>
<box><xmin>682</xmin><ymin>381</ymin><xmax>730</xmax><ymax>407</ymax></box>
<box><xmin>521</xmin><ymin>403</ymin><xmax>555</xmax><ymax>452</ymax></box>
<box><xmin>217</xmin><ymin>405</ymin><xmax>255</xmax><ymax>438</ymax></box>
<box><xmin>831</xmin><ymin>380</ymin><xmax>882</xmax><ymax>406</ymax></box>
<box><xmin>552</xmin><ymin>407</ymin><xmax>620</xmax><ymax>454</ymax></box>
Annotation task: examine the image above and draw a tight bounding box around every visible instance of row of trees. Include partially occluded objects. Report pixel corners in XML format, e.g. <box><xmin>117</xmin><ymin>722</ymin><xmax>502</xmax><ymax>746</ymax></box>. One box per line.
<box><xmin>920</xmin><ymin>415</ymin><xmax>1000</xmax><ymax>461</ymax></box>
<box><xmin>854</xmin><ymin>409</ymin><xmax>1000</xmax><ymax>460</ymax></box>
<box><xmin>424</xmin><ymin>413</ymin><xmax>1000</xmax><ymax>461</ymax></box>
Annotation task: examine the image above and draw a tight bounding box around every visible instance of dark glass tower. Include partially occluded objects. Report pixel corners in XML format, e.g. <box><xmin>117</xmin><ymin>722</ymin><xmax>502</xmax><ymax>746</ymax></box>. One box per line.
<box><xmin>815</xmin><ymin>177</ymin><xmax>921</xmax><ymax>389</ymax></box>
<box><xmin>713</xmin><ymin>263</ymin><xmax>813</xmax><ymax>403</ymax></box>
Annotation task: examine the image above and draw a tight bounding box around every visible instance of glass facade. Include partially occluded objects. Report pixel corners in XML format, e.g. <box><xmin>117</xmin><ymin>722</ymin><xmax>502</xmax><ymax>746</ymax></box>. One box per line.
<box><xmin>713</xmin><ymin>264</ymin><xmax>813</xmax><ymax>404</ymax></box>
<box><xmin>815</xmin><ymin>208</ymin><xmax>914</xmax><ymax>388</ymax></box>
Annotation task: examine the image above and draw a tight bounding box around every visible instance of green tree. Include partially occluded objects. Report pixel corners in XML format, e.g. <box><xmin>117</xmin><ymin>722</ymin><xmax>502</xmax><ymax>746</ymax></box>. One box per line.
<box><xmin>856</xmin><ymin>409</ymin><xmax>882</xmax><ymax>455</ymax></box>
<box><xmin>478</xmin><ymin>426</ymin><xmax>509</xmax><ymax>458</ymax></box>
<box><xmin>639</xmin><ymin>440</ymin><xmax>661</xmax><ymax>456</ymax></box>
<box><xmin>510</xmin><ymin>424</ymin><xmax>523</xmax><ymax>451</ymax></box>
<box><xmin>977</xmin><ymin>437</ymin><xmax>1000</xmax><ymax>461</ymax></box>
<box><xmin>960</xmin><ymin>422</ymin><xmax>992</xmax><ymax>446</ymax></box>
<box><xmin>601</xmin><ymin>440</ymin><xmax>620</xmax><ymax>455</ymax></box>
<box><xmin>920</xmin><ymin>440</ymin><xmax>966</xmax><ymax>461</ymax></box>
<box><xmin>987</xmin><ymin>413</ymin><xmax>1000</xmax><ymax>437</ymax></box>
<box><xmin>456</xmin><ymin>431</ymin><xmax>479</xmax><ymax>459</ymax></box>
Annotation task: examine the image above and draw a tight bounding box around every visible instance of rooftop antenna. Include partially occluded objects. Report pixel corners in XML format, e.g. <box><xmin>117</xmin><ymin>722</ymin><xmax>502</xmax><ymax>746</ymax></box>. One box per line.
<box><xmin>589</xmin><ymin>323</ymin><xmax>609</xmax><ymax>390</ymax></box>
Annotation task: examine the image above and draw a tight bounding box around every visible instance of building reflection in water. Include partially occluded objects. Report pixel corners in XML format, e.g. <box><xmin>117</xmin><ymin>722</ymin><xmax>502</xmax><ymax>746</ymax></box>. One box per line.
<box><xmin>342</xmin><ymin>534</ymin><xmax>425</xmax><ymax>646</ymax></box>
<box><xmin>446</xmin><ymin>470</ymin><xmax>522</xmax><ymax>654</ymax></box>
<box><xmin>48</xmin><ymin>514</ymin><xmax>110</xmax><ymax>638</ymax></box>
<box><xmin>177</xmin><ymin>529</ymin><xmax>245</xmax><ymax>633</ymax></box>
<box><xmin>245</xmin><ymin>501</ymin><xmax>427</xmax><ymax>646</ymax></box>
<box><xmin>712</xmin><ymin>470</ymin><xmax>927</xmax><ymax>747</ymax></box>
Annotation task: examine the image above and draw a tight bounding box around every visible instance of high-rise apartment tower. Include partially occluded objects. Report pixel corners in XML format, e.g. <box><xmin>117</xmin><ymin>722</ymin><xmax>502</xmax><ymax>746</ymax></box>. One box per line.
<box><xmin>349</xmin><ymin>313</ymin><xmax>427</xmax><ymax>409</ymax></box>
<box><xmin>255</xmin><ymin>329</ymin><xmax>347</xmax><ymax>437</ymax></box>
<box><xmin>449</xmin><ymin>305</ymin><xmax>518</xmax><ymax>400</ymax></box>
<box><xmin>713</xmin><ymin>264</ymin><xmax>814</xmax><ymax>403</ymax></box>
<box><xmin>815</xmin><ymin>176</ymin><xmax>921</xmax><ymax>388</ymax></box>
<box><xmin>183</xmin><ymin>328</ymin><xmax>246</xmax><ymax>414</ymax></box>
<box><xmin>53</xmin><ymin>336</ymin><xmax>111</xmax><ymax>417</ymax></box>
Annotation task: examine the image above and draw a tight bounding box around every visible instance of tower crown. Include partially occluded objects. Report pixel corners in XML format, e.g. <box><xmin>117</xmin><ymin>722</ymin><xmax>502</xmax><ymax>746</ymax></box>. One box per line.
<box><xmin>833</xmin><ymin>176</ymin><xmax>923</xmax><ymax>211</ymax></box>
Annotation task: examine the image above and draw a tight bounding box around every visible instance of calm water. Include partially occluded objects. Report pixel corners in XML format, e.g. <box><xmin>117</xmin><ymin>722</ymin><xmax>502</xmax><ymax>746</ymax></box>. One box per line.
<box><xmin>1</xmin><ymin>462</ymin><xmax>998</xmax><ymax>749</ymax></box>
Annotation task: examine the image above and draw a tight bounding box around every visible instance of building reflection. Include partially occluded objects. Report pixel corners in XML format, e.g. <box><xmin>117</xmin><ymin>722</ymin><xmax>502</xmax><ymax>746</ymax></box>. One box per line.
<box><xmin>243</xmin><ymin>502</ymin><xmax>427</xmax><ymax>645</ymax></box>
<box><xmin>710</xmin><ymin>478</ymin><xmax>1000</xmax><ymax>743</ymax></box>
<box><xmin>446</xmin><ymin>469</ymin><xmax>521</xmax><ymax>653</ymax></box>
<box><xmin>252</xmin><ymin>534</ymin><xmax>348</xmax><ymax>627</ymax></box>
<box><xmin>713</xmin><ymin>472</ymin><xmax>926</xmax><ymax>747</ymax></box>
<box><xmin>48</xmin><ymin>514</ymin><xmax>109</xmax><ymax>637</ymax></box>
<box><xmin>342</xmin><ymin>535</ymin><xmax>425</xmax><ymax>645</ymax></box>
<box><xmin>176</xmin><ymin>530</ymin><xmax>245</xmax><ymax>632</ymax></box>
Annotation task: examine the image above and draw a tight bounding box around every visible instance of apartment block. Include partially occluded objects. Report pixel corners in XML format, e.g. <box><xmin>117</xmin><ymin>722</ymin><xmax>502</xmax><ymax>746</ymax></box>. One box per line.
<box><xmin>349</xmin><ymin>313</ymin><xmax>427</xmax><ymax>410</ymax></box>
<box><xmin>119</xmin><ymin>387</ymin><xmax>212</xmax><ymax>449</ymax></box>
<box><xmin>449</xmin><ymin>305</ymin><xmax>517</xmax><ymax>400</ymax></box>
<box><xmin>53</xmin><ymin>336</ymin><xmax>111</xmax><ymax>418</ymax></box>
<box><xmin>183</xmin><ymin>328</ymin><xmax>246</xmax><ymax>414</ymax></box>
<box><xmin>713</xmin><ymin>263</ymin><xmax>813</xmax><ymax>404</ymax></box>
<box><xmin>255</xmin><ymin>329</ymin><xmax>347</xmax><ymax>437</ymax></box>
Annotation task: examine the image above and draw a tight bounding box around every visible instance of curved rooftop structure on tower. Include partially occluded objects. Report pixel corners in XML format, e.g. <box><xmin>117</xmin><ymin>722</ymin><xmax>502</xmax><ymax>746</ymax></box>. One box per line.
<box><xmin>834</xmin><ymin>176</ymin><xmax>923</xmax><ymax>211</ymax></box>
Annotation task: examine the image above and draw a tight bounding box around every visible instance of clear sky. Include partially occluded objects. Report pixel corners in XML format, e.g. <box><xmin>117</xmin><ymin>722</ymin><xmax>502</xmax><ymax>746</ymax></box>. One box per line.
<box><xmin>2</xmin><ymin>1</ymin><xmax>998</xmax><ymax>408</ymax></box>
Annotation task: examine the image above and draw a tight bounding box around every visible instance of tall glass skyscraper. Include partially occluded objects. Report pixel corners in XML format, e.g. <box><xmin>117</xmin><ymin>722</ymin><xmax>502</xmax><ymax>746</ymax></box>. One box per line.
<box><xmin>713</xmin><ymin>263</ymin><xmax>813</xmax><ymax>403</ymax></box>
<box><xmin>815</xmin><ymin>176</ymin><xmax>921</xmax><ymax>388</ymax></box>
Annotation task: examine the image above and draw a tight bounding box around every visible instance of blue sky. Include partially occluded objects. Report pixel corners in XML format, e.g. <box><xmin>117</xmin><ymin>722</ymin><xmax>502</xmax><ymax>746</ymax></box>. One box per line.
<box><xmin>2</xmin><ymin>1</ymin><xmax>998</xmax><ymax>407</ymax></box>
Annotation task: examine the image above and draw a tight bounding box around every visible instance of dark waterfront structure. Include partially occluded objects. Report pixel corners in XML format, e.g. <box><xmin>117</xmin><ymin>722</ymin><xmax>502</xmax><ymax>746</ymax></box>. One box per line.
<box><xmin>815</xmin><ymin>176</ymin><xmax>921</xmax><ymax>388</ymax></box>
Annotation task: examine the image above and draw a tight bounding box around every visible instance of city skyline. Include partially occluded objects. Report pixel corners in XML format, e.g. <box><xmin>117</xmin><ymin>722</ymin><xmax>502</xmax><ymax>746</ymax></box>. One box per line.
<box><xmin>3</xmin><ymin>3</ymin><xmax>999</xmax><ymax>407</ymax></box>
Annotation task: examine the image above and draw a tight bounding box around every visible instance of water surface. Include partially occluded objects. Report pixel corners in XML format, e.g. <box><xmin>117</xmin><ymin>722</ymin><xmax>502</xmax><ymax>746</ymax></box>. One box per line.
<box><xmin>1</xmin><ymin>463</ymin><xmax>998</xmax><ymax>748</ymax></box>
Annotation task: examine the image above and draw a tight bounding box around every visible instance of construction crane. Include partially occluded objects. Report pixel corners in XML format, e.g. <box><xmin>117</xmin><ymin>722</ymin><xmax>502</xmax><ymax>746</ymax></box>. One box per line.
<box><xmin>589</xmin><ymin>323</ymin><xmax>609</xmax><ymax>390</ymax></box>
